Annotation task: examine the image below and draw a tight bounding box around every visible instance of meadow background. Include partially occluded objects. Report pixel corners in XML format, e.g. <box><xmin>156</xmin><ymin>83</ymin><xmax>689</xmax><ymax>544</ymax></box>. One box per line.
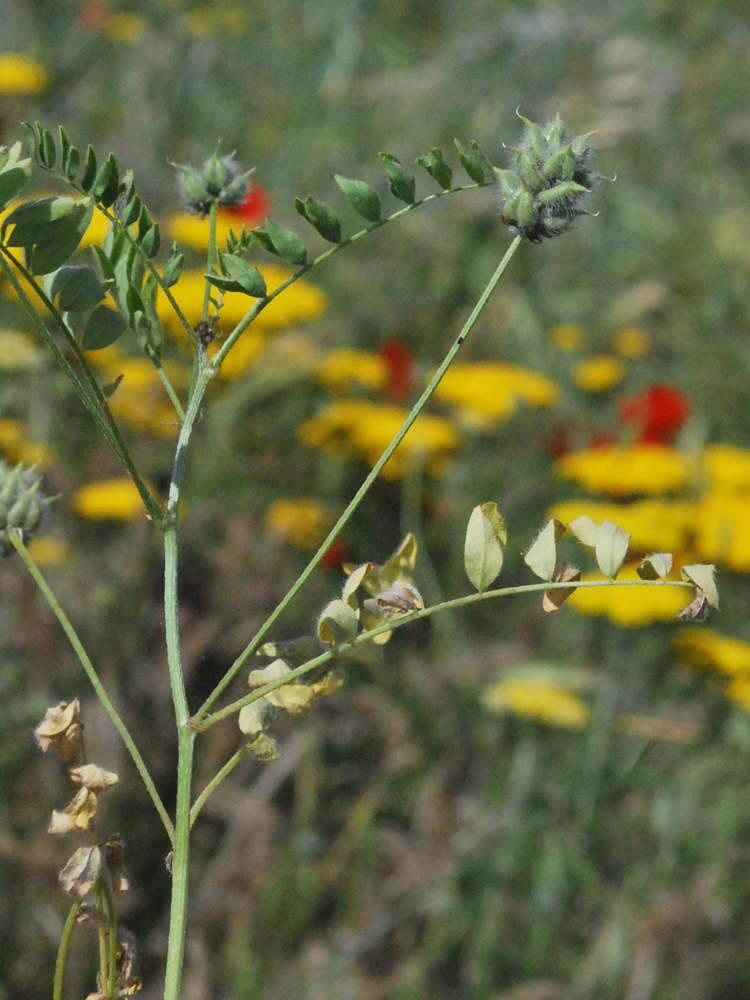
<box><xmin>2</xmin><ymin>1</ymin><xmax>750</xmax><ymax>998</ymax></box>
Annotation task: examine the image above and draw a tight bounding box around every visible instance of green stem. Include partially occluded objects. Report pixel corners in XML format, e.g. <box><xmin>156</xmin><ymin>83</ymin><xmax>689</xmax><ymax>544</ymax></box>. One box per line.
<box><xmin>95</xmin><ymin>882</ymin><xmax>109</xmax><ymax>993</ymax></box>
<box><xmin>190</xmin><ymin>744</ymin><xmax>250</xmax><ymax>828</ymax></box>
<box><xmin>0</xmin><ymin>247</ymin><xmax>164</xmax><ymax>523</ymax></box>
<box><xmin>148</xmin><ymin>350</ymin><xmax>186</xmax><ymax>423</ymax></box>
<box><xmin>161</xmin><ymin>362</ymin><xmax>214</xmax><ymax>1000</ymax></box>
<box><xmin>53</xmin><ymin>900</ymin><xmax>81</xmax><ymax>1000</ymax></box>
<box><xmin>102</xmin><ymin>881</ymin><xmax>118</xmax><ymax>1000</ymax></box>
<box><xmin>201</xmin><ymin>199</ymin><xmax>219</xmax><ymax>324</ymax></box>
<box><xmin>8</xmin><ymin>531</ymin><xmax>175</xmax><ymax>844</ymax></box>
<box><xmin>195</xmin><ymin>236</ymin><xmax>523</xmax><ymax>721</ymax></box>
<box><xmin>211</xmin><ymin>181</ymin><xmax>489</xmax><ymax>371</ymax></box>
<box><xmin>193</xmin><ymin>577</ymin><xmax>694</xmax><ymax>733</ymax></box>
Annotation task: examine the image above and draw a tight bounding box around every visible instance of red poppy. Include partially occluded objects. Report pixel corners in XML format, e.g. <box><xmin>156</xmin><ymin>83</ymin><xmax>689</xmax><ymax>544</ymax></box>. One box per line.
<box><xmin>221</xmin><ymin>184</ymin><xmax>272</xmax><ymax>227</ymax></box>
<box><xmin>378</xmin><ymin>340</ymin><xmax>413</xmax><ymax>405</ymax></box>
<box><xmin>619</xmin><ymin>384</ymin><xmax>689</xmax><ymax>445</ymax></box>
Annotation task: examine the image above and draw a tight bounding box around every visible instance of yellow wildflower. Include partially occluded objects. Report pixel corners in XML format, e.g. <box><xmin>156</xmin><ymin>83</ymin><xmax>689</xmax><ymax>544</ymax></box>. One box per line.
<box><xmin>27</xmin><ymin>536</ymin><xmax>71</xmax><ymax>567</ymax></box>
<box><xmin>432</xmin><ymin>362</ymin><xmax>560</xmax><ymax>425</ymax></box>
<box><xmin>550</xmin><ymin>323</ymin><xmax>585</xmax><ymax>352</ymax></box>
<box><xmin>702</xmin><ymin>444</ymin><xmax>750</xmax><ymax>494</ymax></box>
<box><xmin>0</xmin><ymin>329</ymin><xmax>41</xmax><ymax>370</ymax></box>
<box><xmin>0</xmin><ymin>417</ymin><xmax>54</xmax><ymax>466</ymax></box>
<box><xmin>550</xmin><ymin>497</ymin><xmax>691</xmax><ymax>553</ymax></box>
<box><xmin>266</xmin><ymin>498</ymin><xmax>332</xmax><ymax>549</ymax></box>
<box><xmin>166</xmin><ymin>212</ymin><xmax>257</xmax><ymax>252</ymax></box>
<box><xmin>72</xmin><ymin>478</ymin><xmax>152</xmax><ymax>522</ymax></box>
<box><xmin>184</xmin><ymin>6</ymin><xmax>249</xmax><ymax>37</ymax></box>
<box><xmin>614</xmin><ymin>325</ymin><xmax>650</xmax><ymax>359</ymax></box>
<box><xmin>299</xmin><ymin>400</ymin><xmax>460</xmax><ymax>479</ymax></box>
<box><xmin>0</xmin><ymin>54</ymin><xmax>48</xmax><ymax>96</ymax></box>
<box><xmin>567</xmin><ymin>564</ymin><xmax>687</xmax><ymax>625</ymax></box>
<box><xmin>107</xmin><ymin>14</ymin><xmax>146</xmax><ymax>43</ymax></box>
<box><xmin>571</xmin><ymin>355</ymin><xmax>625</xmax><ymax>393</ymax></box>
<box><xmin>674</xmin><ymin>628</ymin><xmax>750</xmax><ymax>677</ymax></box>
<box><xmin>316</xmin><ymin>350</ymin><xmax>387</xmax><ymax>394</ymax></box>
<box><xmin>693</xmin><ymin>489</ymin><xmax>750</xmax><ymax>571</ymax></box>
<box><xmin>557</xmin><ymin>445</ymin><xmax>691</xmax><ymax>496</ymax></box>
<box><xmin>483</xmin><ymin>678</ymin><xmax>590</xmax><ymax>728</ymax></box>
<box><xmin>157</xmin><ymin>266</ymin><xmax>327</xmax><ymax>333</ymax></box>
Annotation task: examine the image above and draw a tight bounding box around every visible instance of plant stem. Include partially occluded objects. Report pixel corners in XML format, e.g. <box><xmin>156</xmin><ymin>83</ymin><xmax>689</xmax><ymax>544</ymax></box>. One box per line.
<box><xmin>53</xmin><ymin>900</ymin><xmax>81</xmax><ymax>1000</ymax></box>
<box><xmin>211</xmin><ymin>181</ymin><xmax>489</xmax><ymax>370</ymax></box>
<box><xmin>190</xmin><ymin>744</ymin><xmax>251</xmax><ymax>828</ymax></box>
<box><xmin>195</xmin><ymin>235</ymin><xmax>523</xmax><ymax>721</ymax></box>
<box><xmin>194</xmin><ymin>577</ymin><xmax>694</xmax><ymax>733</ymax></box>
<box><xmin>0</xmin><ymin>247</ymin><xmax>164</xmax><ymax>523</ymax></box>
<box><xmin>102</xmin><ymin>881</ymin><xmax>118</xmax><ymax>1000</ymax></box>
<box><xmin>95</xmin><ymin>882</ymin><xmax>109</xmax><ymax>993</ymax></box>
<box><xmin>161</xmin><ymin>360</ymin><xmax>214</xmax><ymax>1000</ymax></box>
<box><xmin>9</xmin><ymin>531</ymin><xmax>175</xmax><ymax>843</ymax></box>
<box><xmin>202</xmin><ymin>199</ymin><xmax>219</xmax><ymax>324</ymax></box>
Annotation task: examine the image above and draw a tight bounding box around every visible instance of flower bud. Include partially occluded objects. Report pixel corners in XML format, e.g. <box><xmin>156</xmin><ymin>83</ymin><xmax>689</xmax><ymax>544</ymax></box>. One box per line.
<box><xmin>172</xmin><ymin>148</ymin><xmax>255</xmax><ymax>216</ymax></box>
<box><xmin>0</xmin><ymin>460</ymin><xmax>50</xmax><ymax>555</ymax></box>
<box><xmin>497</xmin><ymin>112</ymin><xmax>599</xmax><ymax>242</ymax></box>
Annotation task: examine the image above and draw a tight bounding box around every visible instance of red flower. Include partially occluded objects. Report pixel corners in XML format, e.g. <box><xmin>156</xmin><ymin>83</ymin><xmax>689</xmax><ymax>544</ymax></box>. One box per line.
<box><xmin>619</xmin><ymin>384</ymin><xmax>689</xmax><ymax>445</ymax></box>
<box><xmin>221</xmin><ymin>184</ymin><xmax>272</xmax><ymax>227</ymax></box>
<box><xmin>378</xmin><ymin>340</ymin><xmax>413</xmax><ymax>404</ymax></box>
<box><xmin>321</xmin><ymin>539</ymin><xmax>348</xmax><ymax>571</ymax></box>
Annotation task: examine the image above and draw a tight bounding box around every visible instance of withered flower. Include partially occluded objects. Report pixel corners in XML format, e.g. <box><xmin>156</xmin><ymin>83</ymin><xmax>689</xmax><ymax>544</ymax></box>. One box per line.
<box><xmin>48</xmin><ymin>787</ymin><xmax>98</xmax><ymax>834</ymax></box>
<box><xmin>70</xmin><ymin>764</ymin><xmax>119</xmax><ymax>792</ymax></box>
<box><xmin>59</xmin><ymin>845</ymin><xmax>102</xmax><ymax>896</ymax></box>
<box><xmin>34</xmin><ymin>699</ymin><xmax>82</xmax><ymax>760</ymax></box>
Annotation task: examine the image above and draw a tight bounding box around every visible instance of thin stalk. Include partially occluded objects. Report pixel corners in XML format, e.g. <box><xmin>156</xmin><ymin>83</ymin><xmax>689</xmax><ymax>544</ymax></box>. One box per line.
<box><xmin>9</xmin><ymin>531</ymin><xmax>175</xmax><ymax>844</ymax></box>
<box><xmin>201</xmin><ymin>199</ymin><xmax>219</xmax><ymax>324</ymax></box>
<box><xmin>193</xmin><ymin>577</ymin><xmax>694</xmax><ymax>733</ymax></box>
<box><xmin>95</xmin><ymin>882</ymin><xmax>109</xmax><ymax>993</ymax></box>
<box><xmin>102</xmin><ymin>881</ymin><xmax>118</xmax><ymax>1000</ymax></box>
<box><xmin>190</xmin><ymin>744</ymin><xmax>250</xmax><ymax>828</ymax></box>
<box><xmin>161</xmin><ymin>361</ymin><xmax>214</xmax><ymax>1000</ymax></box>
<box><xmin>148</xmin><ymin>350</ymin><xmax>186</xmax><ymax>422</ymax></box>
<box><xmin>211</xmin><ymin>181</ymin><xmax>490</xmax><ymax>371</ymax></box>
<box><xmin>195</xmin><ymin>236</ymin><xmax>523</xmax><ymax>721</ymax></box>
<box><xmin>0</xmin><ymin>248</ymin><xmax>164</xmax><ymax>522</ymax></box>
<box><xmin>53</xmin><ymin>900</ymin><xmax>82</xmax><ymax>1000</ymax></box>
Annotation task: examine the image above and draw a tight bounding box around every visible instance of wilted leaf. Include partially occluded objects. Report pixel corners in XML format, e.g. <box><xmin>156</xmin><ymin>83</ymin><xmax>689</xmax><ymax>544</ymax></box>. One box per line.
<box><xmin>318</xmin><ymin>598</ymin><xmax>358</xmax><ymax>646</ymax></box>
<box><xmin>464</xmin><ymin>502</ymin><xmax>507</xmax><ymax>592</ymax></box>
<box><xmin>595</xmin><ymin>520</ymin><xmax>630</xmax><ymax>579</ymax></box>
<box><xmin>70</xmin><ymin>764</ymin><xmax>119</xmax><ymax>792</ymax></box>
<box><xmin>524</xmin><ymin>519</ymin><xmax>566</xmax><ymax>581</ymax></box>
<box><xmin>637</xmin><ymin>552</ymin><xmax>673</xmax><ymax>581</ymax></box>
<box><xmin>59</xmin><ymin>845</ymin><xmax>102</xmax><ymax>896</ymax></box>
<box><xmin>543</xmin><ymin>564</ymin><xmax>581</xmax><ymax>612</ymax></box>
<box><xmin>568</xmin><ymin>515</ymin><xmax>599</xmax><ymax>548</ymax></box>
<box><xmin>678</xmin><ymin>590</ymin><xmax>710</xmax><ymax>622</ymax></box>
<box><xmin>48</xmin><ymin>787</ymin><xmax>98</xmax><ymax>834</ymax></box>
<box><xmin>34</xmin><ymin>699</ymin><xmax>81</xmax><ymax>760</ymax></box>
<box><xmin>681</xmin><ymin>564</ymin><xmax>719</xmax><ymax>609</ymax></box>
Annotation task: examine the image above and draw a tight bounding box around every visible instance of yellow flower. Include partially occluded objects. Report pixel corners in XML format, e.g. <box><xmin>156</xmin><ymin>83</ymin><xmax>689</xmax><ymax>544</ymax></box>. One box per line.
<box><xmin>557</xmin><ymin>445</ymin><xmax>691</xmax><ymax>496</ymax></box>
<box><xmin>0</xmin><ymin>54</ymin><xmax>48</xmax><ymax>96</ymax></box>
<box><xmin>316</xmin><ymin>350</ymin><xmax>387</xmax><ymax>394</ymax></box>
<box><xmin>0</xmin><ymin>329</ymin><xmax>41</xmax><ymax>370</ymax></box>
<box><xmin>571</xmin><ymin>355</ymin><xmax>625</xmax><ymax>392</ymax></box>
<box><xmin>567</xmin><ymin>564</ymin><xmax>688</xmax><ymax>625</ymax></box>
<box><xmin>550</xmin><ymin>323</ymin><xmax>585</xmax><ymax>352</ymax></box>
<box><xmin>483</xmin><ymin>678</ymin><xmax>590</xmax><ymax>728</ymax></box>
<box><xmin>184</xmin><ymin>6</ymin><xmax>249</xmax><ymax>37</ymax></box>
<box><xmin>27</xmin><ymin>536</ymin><xmax>71</xmax><ymax>567</ymax></box>
<box><xmin>550</xmin><ymin>497</ymin><xmax>691</xmax><ymax>553</ymax></box>
<box><xmin>166</xmin><ymin>212</ymin><xmax>257</xmax><ymax>252</ymax></box>
<box><xmin>107</xmin><ymin>13</ymin><xmax>146</xmax><ymax>43</ymax></box>
<box><xmin>72</xmin><ymin>477</ymin><xmax>152</xmax><ymax>522</ymax></box>
<box><xmin>266</xmin><ymin>498</ymin><xmax>331</xmax><ymax>549</ymax></box>
<box><xmin>432</xmin><ymin>362</ymin><xmax>560</xmax><ymax>425</ymax></box>
<box><xmin>0</xmin><ymin>417</ymin><xmax>54</xmax><ymax>466</ymax></box>
<box><xmin>157</xmin><ymin>266</ymin><xmax>327</xmax><ymax>333</ymax></box>
<box><xmin>693</xmin><ymin>489</ymin><xmax>750</xmax><ymax>571</ymax></box>
<box><xmin>614</xmin><ymin>325</ymin><xmax>650</xmax><ymax>359</ymax></box>
<box><xmin>299</xmin><ymin>400</ymin><xmax>460</xmax><ymax>479</ymax></box>
<box><xmin>674</xmin><ymin>628</ymin><xmax>750</xmax><ymax>677</ymax></box>
<box><xmin>702</xmin><ymin>444</ymin><xmax>750</xmax><ymax>494</ymax></box>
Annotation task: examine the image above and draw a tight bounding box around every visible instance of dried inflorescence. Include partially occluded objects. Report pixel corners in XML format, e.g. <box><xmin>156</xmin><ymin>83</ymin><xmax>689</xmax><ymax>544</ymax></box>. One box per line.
<box><xmin>0</xmin><ymin>459</ymin><xmax>51</xmax><ymax>556</ymax></box>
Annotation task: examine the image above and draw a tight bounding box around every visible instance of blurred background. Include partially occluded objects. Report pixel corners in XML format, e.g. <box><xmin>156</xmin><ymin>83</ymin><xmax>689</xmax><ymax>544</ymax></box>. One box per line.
<box><xmin>2</xmin><ymin>1</ymin><xmax>750</xmax><ymax>998</ymax></box>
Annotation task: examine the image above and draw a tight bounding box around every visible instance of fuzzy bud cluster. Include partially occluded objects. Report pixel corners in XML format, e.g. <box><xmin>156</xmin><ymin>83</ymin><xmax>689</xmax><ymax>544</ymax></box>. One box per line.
<box><xmin>0</xmin><ymin>460</ymin><xmax>49</xmax><ymax>555</ymax></box>
<box><xmin>173</xmin><ymin>149</ymin><xmax>255</xmax><ymax>216</ymax></box>
<box><xmin>495</xmin><ymin>113</ymin><xmax>598</xmax><ymax>243</ymax></box>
